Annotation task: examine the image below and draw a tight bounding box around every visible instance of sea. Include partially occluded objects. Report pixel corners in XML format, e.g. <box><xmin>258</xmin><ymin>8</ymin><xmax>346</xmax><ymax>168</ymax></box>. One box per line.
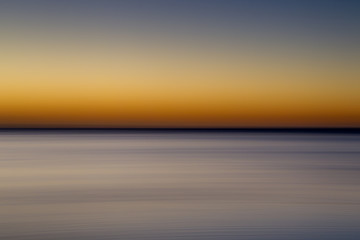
<box><xmin>1</xmin><ymin>131</ymin><xmax>359</xmax><ymax>240</ymax></box>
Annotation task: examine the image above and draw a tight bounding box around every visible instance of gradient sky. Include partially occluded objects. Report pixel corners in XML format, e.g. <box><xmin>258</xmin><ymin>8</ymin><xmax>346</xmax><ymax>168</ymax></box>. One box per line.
<box><xmin>1</xmin><ymin>0</ymin><xmax>359</xmax><ymax>127</ymax></box>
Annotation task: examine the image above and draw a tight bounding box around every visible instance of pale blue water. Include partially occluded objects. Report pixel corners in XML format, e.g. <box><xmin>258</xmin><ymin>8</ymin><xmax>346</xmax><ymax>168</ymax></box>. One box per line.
<box><xmin>1</xmin><ymin>133</ymin><xmax>360</xmax><ymax>239</ymax></box>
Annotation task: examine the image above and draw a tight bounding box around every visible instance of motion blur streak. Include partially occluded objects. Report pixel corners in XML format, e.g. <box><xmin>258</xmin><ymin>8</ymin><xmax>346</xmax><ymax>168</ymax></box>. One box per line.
<box><xmin>1</xmin><ymin>132</ymin><xmax>360</xmax><ymax>240</ymax></box>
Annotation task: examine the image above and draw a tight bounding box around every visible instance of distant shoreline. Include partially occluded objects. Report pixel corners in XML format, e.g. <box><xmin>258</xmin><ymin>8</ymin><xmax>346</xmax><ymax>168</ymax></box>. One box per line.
<box><xmin>0</xmin><ymin>127</ymin><xmax>359</xmax><ymax>134</ymax></box>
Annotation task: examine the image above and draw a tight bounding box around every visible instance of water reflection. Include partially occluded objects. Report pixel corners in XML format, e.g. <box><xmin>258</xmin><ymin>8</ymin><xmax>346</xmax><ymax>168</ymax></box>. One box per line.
<box><xmin>1</xmin><ymin>133</ymin><xmax>359</xmax><ymax>239</ymax></box>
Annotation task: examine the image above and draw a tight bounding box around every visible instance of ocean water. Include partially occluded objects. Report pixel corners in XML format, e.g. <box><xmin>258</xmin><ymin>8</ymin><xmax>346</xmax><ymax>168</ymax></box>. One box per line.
<box><xmin>1</xmin><ymin>132</ymin><xmax>359</xmax><ymax>240</ymax></box>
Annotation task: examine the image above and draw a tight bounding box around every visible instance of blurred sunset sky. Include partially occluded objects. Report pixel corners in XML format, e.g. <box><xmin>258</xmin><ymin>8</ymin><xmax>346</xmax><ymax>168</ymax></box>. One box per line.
<box><xmin>1</xmin><ymin>0</ymin><xmax>359</xmax><ymax>127</ymax></box>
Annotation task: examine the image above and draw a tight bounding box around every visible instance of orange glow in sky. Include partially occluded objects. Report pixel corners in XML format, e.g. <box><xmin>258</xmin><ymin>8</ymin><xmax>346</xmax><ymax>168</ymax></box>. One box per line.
<box><xmin>1</xmin><ymin>1</ymin><xmax>359</xmax><ymax>127</ymax></box>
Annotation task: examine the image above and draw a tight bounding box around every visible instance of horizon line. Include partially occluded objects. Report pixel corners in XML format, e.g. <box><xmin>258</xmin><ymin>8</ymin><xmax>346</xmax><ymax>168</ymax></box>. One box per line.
<box><xmin>0</xmin><ymin>127</ymin><xmax>359</xmax><ymax>134</ymax></box>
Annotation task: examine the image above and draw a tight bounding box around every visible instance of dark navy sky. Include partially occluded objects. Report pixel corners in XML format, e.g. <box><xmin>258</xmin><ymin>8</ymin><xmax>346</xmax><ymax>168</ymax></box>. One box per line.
<box><xmin>1</xmin><ymin>0</ymin><xmax>359</xmax><ymax>34</ymax></box>
<box><xmin>1</xmin><ymin>0</ymin><xmax>359</xmax><ymax>52</ymax></box>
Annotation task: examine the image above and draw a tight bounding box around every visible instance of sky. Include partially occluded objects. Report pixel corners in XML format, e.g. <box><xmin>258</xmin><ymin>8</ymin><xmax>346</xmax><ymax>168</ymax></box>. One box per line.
<box><xmin>1</xmin><ymin>0</ymin><xmax>359</xmax><ymax>127</ymax></box>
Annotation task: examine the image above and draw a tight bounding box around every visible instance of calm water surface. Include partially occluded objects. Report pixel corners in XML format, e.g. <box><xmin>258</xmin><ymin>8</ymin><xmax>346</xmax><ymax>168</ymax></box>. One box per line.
<box><xmin>1</xmin><ymin>133</ymin><xmax>360</xmax><ymax>239</ymax></box>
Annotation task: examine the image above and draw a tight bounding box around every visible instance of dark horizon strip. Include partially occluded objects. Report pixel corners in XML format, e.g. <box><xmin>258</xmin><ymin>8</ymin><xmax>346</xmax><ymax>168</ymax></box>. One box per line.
<box><xmin>0</xmin><ymin>127</ymin><xmax>359</xmax><ymax>134</ymax></box>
